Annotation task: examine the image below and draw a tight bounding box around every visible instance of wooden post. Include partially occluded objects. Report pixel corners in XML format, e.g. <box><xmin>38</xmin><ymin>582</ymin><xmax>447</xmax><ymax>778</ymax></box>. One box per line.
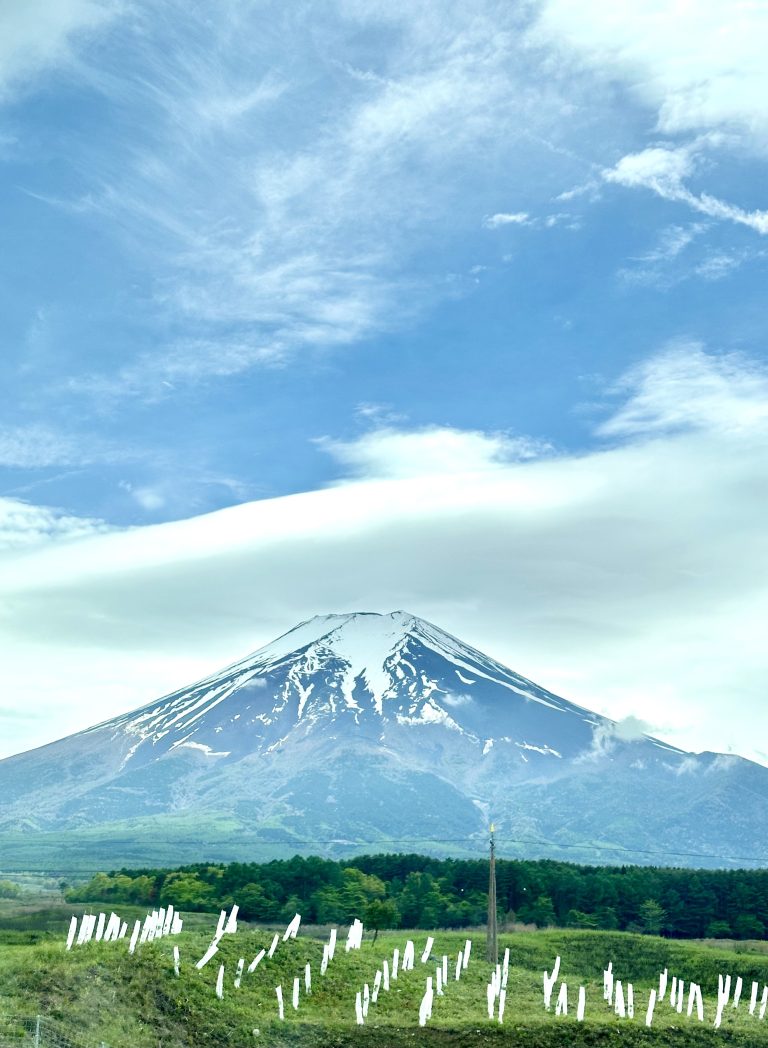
<box><xmin>486</xmin><ymin>823</ymin><xmax>498</xmax><ymax>965</ymax></box>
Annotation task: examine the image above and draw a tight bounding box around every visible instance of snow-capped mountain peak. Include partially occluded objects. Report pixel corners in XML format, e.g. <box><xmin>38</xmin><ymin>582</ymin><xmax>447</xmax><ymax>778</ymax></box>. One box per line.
<box><xmin>82</xmin><ymin>610</ymin><xmax>616</xmax><ymax>771</ymax></box>
<box><xmin>2</xmin><ymin>611</ymin><xmax>764</xmax><ymax>871</ymax></box>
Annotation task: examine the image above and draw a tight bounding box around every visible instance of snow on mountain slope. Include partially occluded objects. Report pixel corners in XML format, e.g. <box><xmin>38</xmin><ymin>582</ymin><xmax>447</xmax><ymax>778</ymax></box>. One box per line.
<box><xmin>5</xmin><ymin>609</ymin><xmax>757</xmax><ymax>872</ymax></box>
<box><xmin>74</xmin><ymin>610</ymin><xmax>633</xmax><ymax>770</ymax></box>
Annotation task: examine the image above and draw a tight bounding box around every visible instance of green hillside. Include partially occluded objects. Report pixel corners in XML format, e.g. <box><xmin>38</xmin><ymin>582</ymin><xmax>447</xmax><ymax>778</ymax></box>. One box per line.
<box><xmin>2</xmin><ymin>898</ymin><xmax>768</xmax><ymax>1047</ymax></box>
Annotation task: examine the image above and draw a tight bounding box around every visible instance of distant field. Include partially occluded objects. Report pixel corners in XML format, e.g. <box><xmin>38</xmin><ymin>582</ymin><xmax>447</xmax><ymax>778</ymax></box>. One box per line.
<box><xmin>2</xmin><ymin>897</ymin><xmax>768</xmax><ymax>1046</ymax></box>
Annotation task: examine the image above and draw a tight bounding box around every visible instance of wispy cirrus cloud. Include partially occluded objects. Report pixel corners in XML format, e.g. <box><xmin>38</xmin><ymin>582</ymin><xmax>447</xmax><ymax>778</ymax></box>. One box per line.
<box><xmin>0</xmin><ymin>424</ymin><xmax>104</xmax><ymax>469</ymax></box>
<box><xmin>37</xmin><ymin>2</ymin><xmax>579</xmax><ymax>399</ymax></box>
<box><xmin>0</xmin><ymin>0</ymin><xmax>122</xmax><ymax>101</ymax></box>
<box><xmin>598</xmin><ymin>342</ymin><xmax>768</xmax><ymax>438</ymax></box>
<box><xmin>603</xmin><ymin>143</ymin><xmax>768</xmax><ymax>235</ymax></box>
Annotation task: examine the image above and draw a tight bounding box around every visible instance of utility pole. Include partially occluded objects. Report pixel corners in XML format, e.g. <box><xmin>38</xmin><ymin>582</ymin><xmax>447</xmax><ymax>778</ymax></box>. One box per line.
<box><xmin>486</xmin><ymin>822</ymin><xmax>498</xmax><ymax>964</ymax></box>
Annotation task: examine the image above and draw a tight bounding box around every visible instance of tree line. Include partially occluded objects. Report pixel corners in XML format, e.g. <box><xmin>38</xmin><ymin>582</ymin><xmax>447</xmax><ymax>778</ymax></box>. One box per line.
<box><xmin>64</xmin><ymin>854</ymin><xmax>768</xmax><ymax>940</ymax></box>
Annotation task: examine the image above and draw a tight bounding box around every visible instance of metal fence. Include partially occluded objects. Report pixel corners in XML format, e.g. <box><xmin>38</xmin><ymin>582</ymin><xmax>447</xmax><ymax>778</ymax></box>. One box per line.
<box><xmin>0</xmin><ymin>1016</ymin><xmax>107</xmax><ymax>1048</ymax></box>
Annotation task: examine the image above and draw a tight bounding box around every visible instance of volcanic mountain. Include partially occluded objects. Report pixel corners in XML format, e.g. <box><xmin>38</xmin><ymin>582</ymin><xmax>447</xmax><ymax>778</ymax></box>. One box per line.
<box><xmin>1</xmin><ymin>611</ymin><xmax>765</xmax><ymax>869</ymax></box>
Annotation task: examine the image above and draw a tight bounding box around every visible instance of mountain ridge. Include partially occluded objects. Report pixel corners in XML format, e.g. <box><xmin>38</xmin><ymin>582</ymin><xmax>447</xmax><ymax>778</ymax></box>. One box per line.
<box><xmin>0</xmin><ymin>610</ymin><xmax>763</xmax><ymax>870</ymax></box>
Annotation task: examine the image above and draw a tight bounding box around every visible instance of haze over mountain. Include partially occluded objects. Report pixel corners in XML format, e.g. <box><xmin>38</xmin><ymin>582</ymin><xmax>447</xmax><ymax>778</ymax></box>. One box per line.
<box><xmin>1</xmin><ymin>611</ymin><xmax>765</xmax><ymax>870</ymax></box>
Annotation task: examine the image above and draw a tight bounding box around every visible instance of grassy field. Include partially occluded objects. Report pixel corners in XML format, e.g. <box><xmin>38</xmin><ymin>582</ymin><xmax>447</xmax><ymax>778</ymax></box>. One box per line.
<box><xmin>2</xmin><ymin>896</ymin><xmax>768</xmax><ymax>1047</ymax></box>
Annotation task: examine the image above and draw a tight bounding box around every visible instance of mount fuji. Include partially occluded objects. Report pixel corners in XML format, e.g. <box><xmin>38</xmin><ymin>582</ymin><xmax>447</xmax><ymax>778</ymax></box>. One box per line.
<box><xmin>1</xmin><ymin>611</ymin><xmax>766</xmax><ymax>869</ymax></box>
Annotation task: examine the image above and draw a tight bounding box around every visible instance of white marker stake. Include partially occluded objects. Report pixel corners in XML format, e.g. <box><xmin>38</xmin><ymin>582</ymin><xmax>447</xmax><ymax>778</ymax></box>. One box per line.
<box><xmin>216</xmin><ymin>965</ymin><xmax>225</xmax><ymax>1000</ymax></box>
<box><xmin>119</xmin><ymin>922</ymin><xmax>128</xmax><ymax>939</ymax></box>
<box><xmin>214</xmin><ymin>910</ymin><xmax>227</xmax><ymax>941</ymax></box>
<box><xmin>646</xmin><ymin>989</ymin><xmax>657</xmax><ymax>1028</ymax></box>
<box><xmin>320</xmin><ymin>944</ymin><xmax>329</xmax><ymax>976</ymax></box>
<box><xmin>276</xmin><ymin>986</ymin><xmax>284</xmax><ymax>1021</ymax></box>
<box><xmin>248</xmin><ymin>950</ymin><xmax>265</xmax><ymax>973</ymax></box>
<box><xmin>355</xmin><ymin>991</ymin><xmax>364</xmax><ymax>1025</ymax></box>
<box><xmin>163</xmin><ymin>906</ymin><xmax>174</xmax><ymax>937</ymax></box>
<box><xmin>328</xmin><ymin>928</ymin><xmax>337</xmax><ymax>960</ymax></box>
<box><xmin>196</xmin><ymin>943</ymin><xmax>219</xmax><ymax>970</ymax></box>
<box><xmin>421</xmin><ymin>937</ymin><xmax>434</xmax><ymax>964</ymax></box>
<box><xmin>305</xmin><ymin>963</ymin><xmax>311</xmax><ymax>995</ymax></box>
<box><xmin>105</xmin><ymin>913</ymin><xmax>117</xmax><ymax>944</ymax></box>
<box><xmin>442</xmin><ymin>954</ymin><xmax>448</xmax><ymax>986</ymax></box>
<box><xmin>292</xmin><ymin>977</ymin><xmax>300</xmax><ymax>1010</ymax></box>
<box><xmin>658</xmin><ymin>968</ymin><xmax>668</xmax><ymax>1003</ymax></box>
<box><xmin>403</xmin><ymin>940</ymin><xmax>414</xmax><ymax>971</ymax></box>
<box><xmin>267</xmin><ymin>933</ymin><xmax>279</xmax><ymax>958</ymax></box>
<box><xmin>225</xmin><ymin>904</ymin><xmax>239</xmax><ymax>936</ymax></box>
<box><xmin>677</xmin><ymin>979</ymin><xmax>685</xmax><ymax>1014</ymax></box>
<box><xmin>628</xmin><ymin>983</ymin><xmax>634</xmax><ymax>1019</ymax></box>
<box><xmin>283</xmin><ymin>913</ymin><xmax>300</xmax><ymax>941</ymax></box>
<box><xmin>750</xmin><ymin>982</ymin><xmax>759</xmax><ymax>1015</ymax></box>
<box><xmin>383</xmin><ymin>959</ymin><xmax>390</xmax><ymax>992</ymax></box>
<box><xmin>173</xmin><ymin>946</ymin><xmax>180</xmax><ymax>978</ymax></box>
<box><xmin>157</xmin><ymin>908</ymin><xmax>166</xmax><ymax>937</ymax></box>
<box><xmin>436</xmin><ymin>967</ymin><xmax>443</xmax><ymax>996</ymax></box>
<box><xmin>455</xmin><ymin>951</ymin><xmax>463</xmax><ymax>981</ymax></box>
<box><xmin>487</xmin><ymin>983</ymin><xmax>496</xmax><ymax>1020</ymax></box>
<box><xmin>604</xmin><ymin>963</ymin><xmax>614</xmax><ymax>1005</ymax></box>
<box><xmin>577</xmin><ymin>986</ymin><xmax>586</xmax><ymax>1022</ymax></box>
<box><xmin>556</xmin><ymin>983</ymin><xmax>568</xmax><ymax>1017</ymax></box>
<box><xmin>734</xmin><ymin>977</ymin><xmax>743</xmax><ymax>1008</ymax></box>
<box><xmin>363</xmin><ymin>983</ymin><xmax>370</xmax><ymax>1017</ymax></box>
<box><xmin>95</xmin><ymin>912</ymin><xmax>105</xmax><ymax>942</ymax></box>
<box><xmin>543</xmin><ymin>971</ymin><xmax>553</xmax><ymax>1010</ymax></box>
<box><xmin>670</xmin><ymin>977</ymin><xmax>677</xmax><ymax>1009</ymax></box>
<box><xmin>502</xmin><ymin>947</ymin><xmax>509</xmax><ymax>989</ymax></box>
<box><xmin>615</xmin><ymin>980</ymin><xmax>625</xmax><ymax>1019</ymax></box>
<box><xmin>234</xmin><ymin>958</ymin><xmax>244</xmax><ymax>989</ymax></box>
<box><xmin>372</xmin><ymin>969</ymin><xmax>382</xmax><ymax>1002</ymax></box>
<box><xmin>392</xmin><ymin>947</ymin><xmax>400</xmax><ymax>981</ymax></box>
<box><xmin>66</xmin><ymin>917</ymin><xmax>77</xmax><ymax>951</ymax></box>
<box><xmin>463</xmin><ymin>939</ymin><xmax>472</xmax><ymax>969</ymax></box>
<box><xmin>687</xmin><ymin>983</ymin><xmax>696</xmax><ymax>1018</ymax></box>
<box><xmin>760</xmin><ymin>986</ymin><xmax>768</xmax><ymax>1020</ymax></box>
<box><xmin>419</xmin><ymin>985</ymin><xmax>432</xmax><ymax>1028</ymax></box>
<box><xmin>544</xmin><ymin>960</ymin><xmax>561</xmax><ymax>1011</ymax></box>
<box><xmin>128</xmin><ymin>920</ymin><xmax>141</xmax><ymax>955</ymax></box>
<box><xmin>715</xmin><ymin>974</ymin><xmax>732</xmax><ymax>1028</ymax></box>
<box><xmin>697</xmin><ymin>986</ymin><xmax>705</xmax><ymax>1023</ymax></box>
<box><xmin>498</xmin><ymin>988</ymin><xmax>507</xmax><ymax>1024</ymax></box>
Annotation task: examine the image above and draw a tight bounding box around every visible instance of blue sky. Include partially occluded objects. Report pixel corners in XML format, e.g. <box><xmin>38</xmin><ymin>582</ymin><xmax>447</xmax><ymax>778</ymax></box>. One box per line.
<box><xmin>1</xmin><ymin>0</ymin><xmax>767</xmax><ymax>762</ymax></box>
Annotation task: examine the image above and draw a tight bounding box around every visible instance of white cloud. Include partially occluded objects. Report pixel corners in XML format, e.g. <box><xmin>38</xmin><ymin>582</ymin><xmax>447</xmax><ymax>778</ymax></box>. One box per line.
<box><xmin>1</xmin><ymin>345</ymin><xmax>767</xmax><ymax>762</ymax></box>
<box><xmin>619</xmin><ymin>223</ymin><xmax>705</xmax><ymax>286</ymax></box>
<box><xmin>315</xmin><ymin>426</ymin><xmax>549</xmax><ymax>479</ymax></box>
<box><xmin>119</xmin><ymin>482</ymin><xmax>166</xmax><ymax>512</ymax></box>
<box><xmin>443</xmin><ymin>693</ymin><xmax>475</xmax><ymax>708</ymax></box>
<box><xmin>0</xmin><ymin>424</ymin><xmax>99</xmax><ymax>469</ymax></box>
<box><xmin>0</xmin><ymin>0</ymin><xmax>121</xmax><ymax>102</ymax></box>
<box><xmin>483</xmin><ymin>212</ymin><xmax>531</xmax><ymax>228</ymax></box>
<box><xmin>613</xmin><ymin>715</ymin><xmax>654</xmax><ymax>742</ymax></box>
<box><xmin>598</xmin><ymin>342</ymin><xmax>768</xmax><ymax>437</ymax></box>
<box><xmin>604</xmin><ymin>144</ymin><xmax>768</xmax><ymax>234</ymax></box>
<box><xmin>0</xmin><ymin>497</ymin><xmax>110</xmax><ymax>551</ymax></box>
<box><xmin>533</xmin><ymin>0</ymin><xmax>768</xmax><ymax>150</ymax></box>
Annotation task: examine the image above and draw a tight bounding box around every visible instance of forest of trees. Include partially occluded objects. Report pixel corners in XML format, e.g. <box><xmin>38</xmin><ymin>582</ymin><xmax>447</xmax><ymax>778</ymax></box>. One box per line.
<box><xmin>65</xmin><ymin>854</ymin><xmax>768</xmax><ymax>941</ymax></box>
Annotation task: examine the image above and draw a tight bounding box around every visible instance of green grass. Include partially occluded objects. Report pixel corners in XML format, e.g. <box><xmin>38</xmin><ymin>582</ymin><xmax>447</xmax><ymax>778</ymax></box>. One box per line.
<box><xmin>1</xmin><ymin>906</ymin><xmax>768</xmax><ymax>1047</ymax></box>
